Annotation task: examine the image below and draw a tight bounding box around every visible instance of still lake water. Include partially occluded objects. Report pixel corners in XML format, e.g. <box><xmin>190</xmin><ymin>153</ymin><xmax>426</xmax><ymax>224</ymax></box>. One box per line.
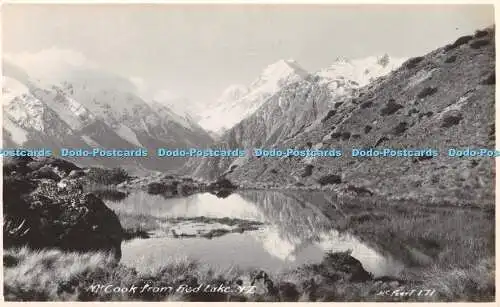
<box><xmin>105</xmin><ymin>190</ymin><xmax>404</xmax><ymax>277</ymax></box>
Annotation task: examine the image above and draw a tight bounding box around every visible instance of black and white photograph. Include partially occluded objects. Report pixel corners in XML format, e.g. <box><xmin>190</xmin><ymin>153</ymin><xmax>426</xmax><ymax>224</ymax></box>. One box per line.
<box><xmin>1</xmin><ymin>2</ymin><xmax>496</xmax><ymax>302</ymax></box>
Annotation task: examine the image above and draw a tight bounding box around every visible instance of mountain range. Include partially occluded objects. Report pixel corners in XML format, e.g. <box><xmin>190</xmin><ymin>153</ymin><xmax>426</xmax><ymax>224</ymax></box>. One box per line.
<box><xmin>184</xmin><ymin>54</ymin><xmax>406</xmax><ymax>179</ymax></box>
<box><xmin>2</xmin><ymin>57</ymin><xmax>213</xmax><ymax>173</ymax></box>
<box><xmin>3</xmin><ymin>48</ymin><xmax>404</xmax><ymax>174</ymax></box>
<box><xmin>195</xmin><ymin>28</ymin><xmax>495</xmax><ymax>205</ymax></box>
<box><xmin>197</xmin><ymin>55</ymin><xmax>405</xmax><ymax>135</ymax></box>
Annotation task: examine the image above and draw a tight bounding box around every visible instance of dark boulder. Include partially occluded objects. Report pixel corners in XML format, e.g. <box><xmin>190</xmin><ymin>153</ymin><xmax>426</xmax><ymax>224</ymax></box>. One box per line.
<box><xmin>278</xmin><ymin>282</ymin><xmax>300</xmax><ymax>301</ymax></box>
<box><xmin>319</xmin><ymin>251</ymin><xmax>373</xmax><ymax>282</ymax></box>
<box><xmin>3</xmin><ymin>174</ymin><xmax>123</xmax><ymax>260</ymax></box>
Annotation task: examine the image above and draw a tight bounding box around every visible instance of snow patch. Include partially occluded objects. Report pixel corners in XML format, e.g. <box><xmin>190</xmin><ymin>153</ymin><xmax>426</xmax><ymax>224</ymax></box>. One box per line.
<box><xmin>114</xmin><ymin>124</ymin><xmax>143</xmax><ymax>147</ymax></box>
<box><xmin>317</xmin><ymin>55</ymin><xmax>406</xmax><ymax>87</ymax></box>
<box><xmin>43</xmin><ymin>92</ymin><xmax>95</xmax><ymax>130</ymax></box>
<box><xmin>2</xmin><ymin>76</ymin><xmax>30</xmax><ymax>105</ymax></box>
<box><xmin>3</xmin><ymin>93</ymin><xmax>45</xmax><ymax>132</ymax></box>
<box><xmin>2</xmin><ymin>116</ymin><xmax>28</xmax><ymax>144</ymax></box>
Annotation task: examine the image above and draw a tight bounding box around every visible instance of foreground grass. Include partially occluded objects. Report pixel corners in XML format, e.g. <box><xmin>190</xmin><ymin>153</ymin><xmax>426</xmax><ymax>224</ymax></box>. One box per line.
<box><xmin>3</xmin><ymin>246</ymin><xmax>494</xmax><ymax>302</ymax></box>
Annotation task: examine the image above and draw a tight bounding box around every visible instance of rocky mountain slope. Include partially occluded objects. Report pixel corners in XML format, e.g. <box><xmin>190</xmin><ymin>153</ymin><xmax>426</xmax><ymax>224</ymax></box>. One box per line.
<box><xmin>222</xmin><ymin>28</ymin><xmax>495</xmax><ymax>205</ymax></box>
<box><xmin>185</xmin><ymin>55</ymin><xmax>406</xmax><ymax>180</ymax></box>
<box><xmin>2</xmin><ymin>59</ymin><xmax>213</xmax><ymax>172</ymax></box>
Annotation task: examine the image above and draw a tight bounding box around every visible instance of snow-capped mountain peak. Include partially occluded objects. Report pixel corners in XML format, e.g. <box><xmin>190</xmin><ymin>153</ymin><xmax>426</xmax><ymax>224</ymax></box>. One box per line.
<box><xmin>316</xmin><ymin>54</ymin><xmax>406</xmax><ymax>87</ymax></box>
<box><xmin>198</xmin><ymin>59</ymin><xmax>310</xmax><ymax>133</ymax></box>
<box><xmin>2</xmin><ymin>50</ymin><xmax>213</xmax><ymax>172</ymax></box>
<box><xmin>217</xmin><ymin>84</ymin><xmax>249</xmax><ymax>105</ymax></box>
<box><xmin>249</xmin><ymin>58</ymin><xmax>309</xmax><ymax>92</ymax></box>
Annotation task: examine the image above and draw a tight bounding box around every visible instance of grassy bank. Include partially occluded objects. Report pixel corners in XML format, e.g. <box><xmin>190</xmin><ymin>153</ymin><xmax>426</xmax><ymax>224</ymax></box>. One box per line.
<box><xmin>3</xmin><ymin>246</ymin><xmax>494</xmax><ymax>302</ymax></box>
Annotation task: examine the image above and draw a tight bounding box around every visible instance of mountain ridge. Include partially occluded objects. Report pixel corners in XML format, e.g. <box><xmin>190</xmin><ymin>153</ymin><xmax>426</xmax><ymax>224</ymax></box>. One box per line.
<box><xmin>185</xmin><ymin>54</ymin><xmax>406</xmax><ymax>180</ymax></box>
<box><xmin>2</xmin><ymin>58</ymin><xmax>213</xmax><ymax>172</ymax></box>
<box><xmin>221</xmin><ymin>27</ymin><xmax>496</xmax><ymax>205</ymax></box>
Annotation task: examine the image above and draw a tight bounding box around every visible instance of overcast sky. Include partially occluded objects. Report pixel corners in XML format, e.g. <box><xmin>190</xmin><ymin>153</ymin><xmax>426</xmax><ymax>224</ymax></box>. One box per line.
<box><xmin>3</xmin><ymin>4</ymin><xmax>495</xmax><ymax>102</ymax></box>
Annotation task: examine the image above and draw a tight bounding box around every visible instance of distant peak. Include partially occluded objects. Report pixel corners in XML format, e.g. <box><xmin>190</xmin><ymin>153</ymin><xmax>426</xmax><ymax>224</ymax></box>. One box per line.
<box><xmin>264</xmin><ymin>58</ymin><xmax>308</xmax><ymax>76</ymax></box>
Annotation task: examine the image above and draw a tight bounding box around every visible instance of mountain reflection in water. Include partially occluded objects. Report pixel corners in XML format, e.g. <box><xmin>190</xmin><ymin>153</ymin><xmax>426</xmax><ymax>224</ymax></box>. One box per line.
<box><xmin>110</xmin><ymin>191</ymin><xmax>404</xmax><ymax>276</ymax></box>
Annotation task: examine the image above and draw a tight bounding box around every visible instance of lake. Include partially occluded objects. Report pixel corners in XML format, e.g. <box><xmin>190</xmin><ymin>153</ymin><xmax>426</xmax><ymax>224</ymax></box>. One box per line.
<box><xmin>105</xmin><ymin>190</ymin><xmax>405</xmax><ymax>277</ymax></box>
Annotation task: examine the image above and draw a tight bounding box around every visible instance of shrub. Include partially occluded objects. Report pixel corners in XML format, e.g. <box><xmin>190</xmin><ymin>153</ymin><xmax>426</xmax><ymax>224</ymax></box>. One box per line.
<box><xmin>301</xmin><ymin>164</ymin><xmax>314</xmax><ymax>177</ymax></box>
<box><xmin>488</xmin><ymin>123</ymin><xmax>495</xmax><ymax>146</ymax></box>
<box><xmin>419</xmin><ymin>111</ymin><xmax>434</xmax><ymax>120</ymax></box>
<box><xmin>364</xmin><ymin>125</ymin><xmax>373</xmax><ymax>134</ymax></box>
<box><xmin>444</xmin><ymin>55</ymin><xmax>457</xmax><ymax>63</ymax></box>
<box><xmin>317</xmin><ymin>174</ymin><xmax>342</xmax><ymax>185</ymax></box>
<box><xmin>341</xmin><ymin>132</ymin><xmax>351</xmax><ymax>141</ymax></box>
<box><xmin>322</xmin><ymin>110</ymin><xmax>336</xmax><ymax>123</ymax></box>
<box><xmin>417</xmin><ymin>87</ymin><xmax>438</xmax><ymax>99</ymax></box>
<box><xmin>403</xmin><ymin>56</ymin><xmax>424</xmax><ymax>69</ymax></box>
<box><xmin>407</xmin><ymin>108</ymin><xmax>419</xmax><ymax>116</ymax></box>
<box><xmin>374</xmin><ymin>136</ymin><xmax>389</xmax><ymax>147</ymax></box>
<box><xmin>86</xmin><ymin>167</ymin><xmax>129</xmax><ymax>185</ymax></box>
<box><xmin>380</xmin><ymin>99</ymin><xmax>403</xmax><ymax>116</ymax></box>
<box><xmin>441</xmin><ymin>113</ymin><xmax>463</xmax><ymax>128</ymax></box>
<box><xmin>360</xmin><ymin>100</ymin><xmax>373</xmax><ymax>109</ymax></box>
<box><xmin>445</xmin><ymin>35</ymin><xmax>474</xmax><ymax>51</ymax></box>
<box><xmin>474</xmin><ymin>29</ymin><xmax>489</xmax><ymax>38</ymax></box>
<box><xmin>481</xmin><ymin>72</ymin><xmax>495</xmax><ymax>85</ymax></box>
<box><xmin>392</xmin><ymin>122</ymin><xmax>409</xmax><ymax>136</ymax></box>
<box><xmin>412</xmin><ymin>155</ymin><xmax>434</xmax><ymax>163</ymax></box>
<box><xmin>330</xmin><ymin>132</ymin><xmax>342</xmax><ymax>139</ymax></box>
<box><xmin>470</xmin><ymin>39</ymin><xmax>490</xmax><ymax>49</ymax></box>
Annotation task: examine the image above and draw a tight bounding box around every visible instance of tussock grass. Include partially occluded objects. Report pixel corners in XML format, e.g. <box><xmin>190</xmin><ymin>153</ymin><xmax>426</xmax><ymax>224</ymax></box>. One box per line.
<box><xmin>425</xmin><ymin>257</ymin><xmax>495</xmax><ymax>302</ymax></box>
<box><xmin>3</xmin><ymin>247</ymin><xmax>116</xmax><ymax>301</ymax></box>
<box><xmin>3</xmin><ymin>246</ymin><xmax>495</xmax><ymax>302</ymax></box>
